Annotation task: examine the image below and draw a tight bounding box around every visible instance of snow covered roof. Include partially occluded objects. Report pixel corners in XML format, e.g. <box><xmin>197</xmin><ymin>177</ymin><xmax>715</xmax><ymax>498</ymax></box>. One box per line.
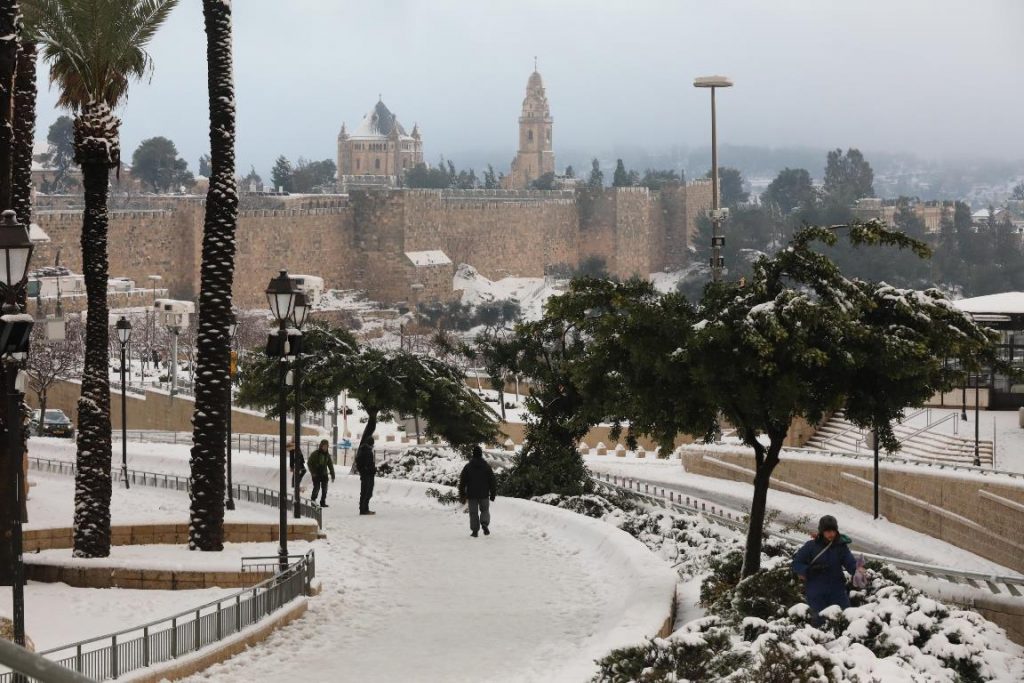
<box><xmin>953</xmin><ymin>292</ymin><xmax>1024</xmax><ymax>315</ymax></box>
<box><xmin>351</xmin><ymin>100</ymin><xmax>411</xmax><ymax>139</ymax></box>
<box><xmin>405</xmin><ymin>250</ymin><xmax>452</xmax><ymax>267</ymax></box>
<box><xmin>29</xmin><ymin>223</ymin><xmax>50</xmax><ymax>243</ymax></box>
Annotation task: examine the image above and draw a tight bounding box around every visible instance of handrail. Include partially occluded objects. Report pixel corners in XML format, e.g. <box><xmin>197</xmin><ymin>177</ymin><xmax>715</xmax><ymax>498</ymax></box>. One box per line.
<box><xmin>784</xmin><ymin>444</ymin><xmax>1019</xmax><ymax>478</ymax></box>
<box><xmin>895</xmin><ymin>412</ymin><xmax>979</xmax><ymax>447</ymax></box>
<box><xmin>0</xmin><ymin>551</ymin><xmax>316</xmax><ymax>683</ymax></box>
<box><xmin>26</xmin><ymin>455</ymin><xmax>323</xmax><ymax>529</ymax></box>
<box><xmin>590</xmin><ymin>471</ymin><xmax>1024</xmax><ymax>597</ymax></box>
<box><xmin>0</xmin><ymin>639</ymin><xmax>94</xmax><ymax>683</ymax></box>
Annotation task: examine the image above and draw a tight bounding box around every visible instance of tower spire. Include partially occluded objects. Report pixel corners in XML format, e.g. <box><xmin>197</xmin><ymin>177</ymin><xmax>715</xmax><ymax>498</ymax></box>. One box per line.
<box><xmin>534</xmin><ymin>55</ymin><xmax>537</xmax><ymax>71</ymax></box>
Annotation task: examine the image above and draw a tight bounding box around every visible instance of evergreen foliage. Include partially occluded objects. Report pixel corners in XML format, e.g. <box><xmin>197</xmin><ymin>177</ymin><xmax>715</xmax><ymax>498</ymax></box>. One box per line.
<box><xmin>587</xmin><ymin>158</ymin><xmax>603</xmax><ymax>189</ymax></box>
<box><xmin>270</xmin><ymin>155</ymin><xmax>292</xmax><ymax>192</ymax></box>
<box><xmin>823</xmin><ymin>147</ymin><xmax>874</xmax><ymax>205</ymax></box>
<box><xmin>131</xmin><ymin>136</ymin><xmax>193</xmax><ymax>192</ymax></box>
<box><xmin>707</xmin><ymin>166</ymin><xmax>748</xmax><ymax>207</ymax></box>
<box><xmin>761</xmin><ymin>167</ymin><xmax>816</xmax><ymax>214</ymax></box>
<box><xmin>639</xmin><ymin>169</ymin><xmax>681</xmax><ymax>191</ymax></box>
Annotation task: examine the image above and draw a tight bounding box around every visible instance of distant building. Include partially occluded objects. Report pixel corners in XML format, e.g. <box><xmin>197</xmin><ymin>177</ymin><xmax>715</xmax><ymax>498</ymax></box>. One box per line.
<box><xmin>851</xmin><ymin>197</ymin><xmax>952</xmax><ymax>234</ymax></box>
<box><xmin>503</xmin><ymin>67</ymin><xmax>555</xmax><ymax>189</ymax></box>
<box><xmin>336</xmin><ymin>99</ymin><xmax>423</xmax><ymax>185</ymax></box>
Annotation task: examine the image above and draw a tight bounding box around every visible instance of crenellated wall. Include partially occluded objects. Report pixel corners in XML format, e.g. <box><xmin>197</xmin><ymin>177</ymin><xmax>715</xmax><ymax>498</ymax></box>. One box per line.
<box><xmin>32</xmin><ymin>183</ymin><xmax>711</xmax><ymax>307</ymax></box>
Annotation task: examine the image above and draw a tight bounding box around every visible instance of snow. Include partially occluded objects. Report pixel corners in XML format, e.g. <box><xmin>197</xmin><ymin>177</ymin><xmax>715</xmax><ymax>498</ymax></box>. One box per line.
<box><xmin>182</xmin><ymin>477</ymin><xmax>676</xmax><ymax>683</ymax></box>
<box><xmin>587</xmin><ymin>457</ymin><xmax>1020</xmax><ymax>575</ymax></box>
<box><xmin>0</xmin><ymin>584</ymin><xmax>234</xmax><ymax>652</ymax></box>
<box><xmin>26</xmin><ymin>541</ymin><xmax>312</xmax><ymax>573</ymax></box>
<box><xmin>405</xmin><ymin>250</ymin><xmax>452</xmax><ymax>267</ymax></box>
<box><xmin>953</xmin><ymin>291</ymin><xmax>1024</xmax><ymax>315</ymax></box>
<box><xmin>453</xmin><ymin>264</ymin><xmax>565</xmax><ymax>322</ymax></box>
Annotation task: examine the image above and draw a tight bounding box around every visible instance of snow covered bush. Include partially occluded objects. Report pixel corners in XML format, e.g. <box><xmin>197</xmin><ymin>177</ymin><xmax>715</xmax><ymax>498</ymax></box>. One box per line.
<box><xmin>595</xmin><ymin>551</ymin><xmax>1024</xmax><ymax>682</ymax></box>
<box><xmin>376</xmin><ymin>447</ymin><xmax>465</xmax><ymax>488</ymax></box>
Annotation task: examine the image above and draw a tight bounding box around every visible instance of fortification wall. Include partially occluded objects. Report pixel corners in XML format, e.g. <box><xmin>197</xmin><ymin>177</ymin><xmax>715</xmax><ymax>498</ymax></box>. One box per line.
<box><xmin>231</xmin><ymin>206</ymin><xmax>356</xmax><ymax>308</ymax></box>
<box><xmin>612</xmin><ymin>187</ymin><xmax>655</xmax><ymax>279</ymax></box>
<box><xmin>398</xmin><ymin>189</ymin><xmax>579</xmax><ymax>281</ymax></box>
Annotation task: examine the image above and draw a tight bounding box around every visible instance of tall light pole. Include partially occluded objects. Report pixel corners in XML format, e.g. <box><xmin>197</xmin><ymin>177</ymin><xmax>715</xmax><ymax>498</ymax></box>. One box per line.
<box><xmin>291</xmin><ymin>292</ymin><xmax>309</xmax><ymax>518</ymax></box>
<box><xmin>225</xmin><ymin>312</ymin><xmax>238</xmax><ymax>511</ymax></box>
<box><xmin>974</xmin><ymin>373</ymin><xmax>981</xmax><ymax>466</ymax></box>
<box><xmin>145</xmin><ymin>275</ymin><xmax>161</xmax><ymax>382</ymax></box>
<box><xmin>0</xmin><ymin>210</ymin><xmax>35</xmax><ymax>648</ymax></box>
<box><xmin>164</xmin><ymin>311</ymin><xmax>183</xmax><ymax>396</ymax></box>
<box><xmin>266</xmin><ymin>271</ymin><xmax>297</xmax><ymax>572</ymax></box>
<box><xmin>115</xmin><ymin>316</ymin><xmax>132</xmax><ymax>489</ymax></box>
<box><xmin>693</xmin><ymin>75</ymin><xmax>733</xmax><ymax>282</ymax></box>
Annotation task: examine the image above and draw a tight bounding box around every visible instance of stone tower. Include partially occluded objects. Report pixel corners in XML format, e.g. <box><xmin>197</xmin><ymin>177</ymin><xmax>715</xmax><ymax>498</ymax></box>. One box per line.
<box><xmin>336</xmin><ymin>98</ymin><xmax>424</xmax><ymax>179</ymax></box>
<box><xmin>506</xmin><ymin>65</ymin><xmax>554</xmax><ymax>188</ymax></box>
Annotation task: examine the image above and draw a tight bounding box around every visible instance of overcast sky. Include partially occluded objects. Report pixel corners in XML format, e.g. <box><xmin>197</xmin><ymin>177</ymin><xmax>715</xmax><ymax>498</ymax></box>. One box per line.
<box><xmin>33</xmin><ymin>0</ymin><xmax>1024</xmax><ymax>179</ymax></box>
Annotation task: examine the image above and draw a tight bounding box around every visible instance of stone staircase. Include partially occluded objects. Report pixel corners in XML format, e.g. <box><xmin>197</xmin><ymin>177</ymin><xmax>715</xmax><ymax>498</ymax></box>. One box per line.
<box><xmin>805</xmin><ymin>410</ymin><xmax>994</xmax><ymax>466</ymax></box>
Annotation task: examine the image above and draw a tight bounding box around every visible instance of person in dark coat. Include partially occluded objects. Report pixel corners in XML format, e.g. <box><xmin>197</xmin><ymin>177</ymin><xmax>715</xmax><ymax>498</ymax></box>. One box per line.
<box><xmin>458</xmin><ymin>445</ymin><xmax>497</xmax><ymax>537</ymax></box>
<box><xmin>307</xmin><ymin>439</ymin><xmax>335</xmax><ymax>507</ymax></box>
<box><xmin>288</xmin><ymin>440</ymin><xmax>306</xmax><ymax>493</ymax></box>
<box><xmin>355</xmin><ymin>437</ymin><xmax>377</xmax><ymax>515</ymax></box>
<box><xmin>792</xmin><ymin>515</ymin><xmax>861</xmax><ymax>623</ymax></box>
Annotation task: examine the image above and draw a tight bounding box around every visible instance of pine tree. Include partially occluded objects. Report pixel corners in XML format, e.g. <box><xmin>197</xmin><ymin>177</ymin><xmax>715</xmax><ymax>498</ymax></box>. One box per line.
<box><xmin>271</xmin><ymin>155</ymin><xmax>292</xmax><ymax>192</ymax></box>
<box><xmin>612</xmin><ymin>159</ymin><xmax>632</xmax><ymax>187</ymax></box>
<box><xmin>564</xmin><ymin>164</ymin><xmax>575</xmax><ymax>179</ymax></box>
<box><xmin>483</xmin><ymin>164</ymin><xmax>498</xmax><ymax>189</ymax></box>
<box><xmin>587</xmin><ymin>158</ymin><xmax>603</xmax><ymax>189</ymax></box>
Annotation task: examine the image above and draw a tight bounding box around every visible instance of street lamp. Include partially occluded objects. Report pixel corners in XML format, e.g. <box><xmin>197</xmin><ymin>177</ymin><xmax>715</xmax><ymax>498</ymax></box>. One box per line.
<box><xmin>163</xmin><ymin>310</ymin><xmax>184</xmax><ymax>395</ymax></box>
<box><xmin>115</xmin><ymin>316</ymin><xmax>132</xmax><ymax>489</ymax></box>
<box><xmin>291</xmin><ymin>291</ymin><xmax>309</xmax><ymax>518</ymax></box>
<box><xmin>266</xmin><ymin>271</ymin><xmax>297</xmax><ymax>572</ymax></box>
<box><xmin>0</xmin><ymin>209</ymin><xmax>34</xmax><ymax>649</ymax></box>
<box><xmin>226</xmin><ymin>312</ymin><xmax>238</xmax><ymax>511</ymax></box>
<box><xmin>974</xmin><ymin>373</ymin><xmax>981</xmax><ymax>466</ymax></box>
<box><xmin>693</xmin><ymin>74</ymin><xmax>733</xmax><ymax>283</ymax></box>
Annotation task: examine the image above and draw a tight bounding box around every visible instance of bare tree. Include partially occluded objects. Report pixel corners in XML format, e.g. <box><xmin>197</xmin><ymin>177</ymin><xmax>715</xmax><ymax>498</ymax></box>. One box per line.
<box><xmin>25</xmin><ymin>316</ymin><xmax>84</xmax><ymax>434</ymax></box>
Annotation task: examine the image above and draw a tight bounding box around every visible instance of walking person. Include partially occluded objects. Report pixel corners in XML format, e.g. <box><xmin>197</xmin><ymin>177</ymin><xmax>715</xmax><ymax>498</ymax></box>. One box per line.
<box><xmin>792</xmin><ymin>515</ymin><xmax>865</xmax><ymax>624</ymax></box>
<box><xmin>356</xmin><ymin>437</ymin><xmax>377</xmax><ymax>515</ymax></box>
<box><xmin>288</xmin><ymin>439</ymin><xmax>306</xmax><ymax>494</ymax></box>
<box><xmin>459</xmin><ymin>446</ymin><xmax>497</xmax><ymax>537</ymax></box>
<box><xmin>307</xmin><ymin>438</ymin><xmax>335</xmax><ymax>507</ymax></box>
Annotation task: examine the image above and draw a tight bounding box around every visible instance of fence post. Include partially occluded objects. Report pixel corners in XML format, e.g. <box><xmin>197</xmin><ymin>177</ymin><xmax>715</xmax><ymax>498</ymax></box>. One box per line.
<box><xmin>217</xmin><ymin>601</ymin><xmax>223</xmax><ymax>640</ymax></box>
<box><xmin>111</xmin><ymin>633</ymin><xmax>118</xmax><ymax>679</ymax></box>
<box><xmin>194</xmin><ymin>609</ymin><xmax>201</xmax><ymax>650</ymax></box>
<box><xmin>171</xmin><ymin>617</ymin><xmax>177</xmax><ymax>658</ymax></box>
<box><xmin>236</xmin><ymin>595</ymin><xmax>242</xmax><ymax>632</ymax></box>
<box><xmin>76</xmin><ymin>643</ymin><xmax>82</xmax><ymax>673</ymax></box>
<box><xmin>143</xmin><ymin>626</ymin><xmax>150</xmax><ymax>667</ymax></box>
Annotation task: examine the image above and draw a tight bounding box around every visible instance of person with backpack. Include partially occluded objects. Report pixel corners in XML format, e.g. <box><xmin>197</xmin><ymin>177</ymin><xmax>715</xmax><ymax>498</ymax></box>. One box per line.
<box><xmin>792</xmin><ymin>515</ymin><xmax>865</xmax><ymax>623</ymax></box>
<box><xmin>307</xmin><ymin>439</ymin><xmax>335</xmax><ymax>507</ymax></box>
<box><xmin>458</xmin><ymin>445</ymin><xmax>497</xmax><ymax>537</ymax></box>
<box><xmin>355</xmin><ymin>437</ymin><xmax>377</xmax><ymax>515</ymax></box>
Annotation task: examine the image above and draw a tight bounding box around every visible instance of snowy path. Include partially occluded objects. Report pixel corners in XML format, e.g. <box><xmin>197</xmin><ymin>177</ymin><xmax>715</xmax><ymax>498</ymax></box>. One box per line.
<box><xmin>183</xmin><ymin>476</ymin><xmax>668</xmax><ymax>683</ymax></box>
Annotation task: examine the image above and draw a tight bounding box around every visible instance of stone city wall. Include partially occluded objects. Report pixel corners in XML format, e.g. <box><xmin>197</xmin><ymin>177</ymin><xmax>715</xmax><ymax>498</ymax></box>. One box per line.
<box><xmin>31</xmin><ymin>186</ymin><xmax>708</xmax><ymax>308</ymax></box>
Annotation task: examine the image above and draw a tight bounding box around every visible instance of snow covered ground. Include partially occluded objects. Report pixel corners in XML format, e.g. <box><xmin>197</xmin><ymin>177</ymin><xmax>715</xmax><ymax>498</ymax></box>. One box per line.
<box><xmin>182</xmin><ymin>477</ymin><xmax>675</xmax><ymax>683</ymax></box>
<box><xmin>887</xmin><ymin>407</ymin><xmax>1024</xmax><ymax>473</ymax></box>
<box><xmin>454</xmin><ymin>264</ymin><xmax>566</xmax><ymax>322</ymax></box>
<box><xmin>587</xmin><ymin>455</ymin><xmax>1021</xmax><ymax>576</ymax></box>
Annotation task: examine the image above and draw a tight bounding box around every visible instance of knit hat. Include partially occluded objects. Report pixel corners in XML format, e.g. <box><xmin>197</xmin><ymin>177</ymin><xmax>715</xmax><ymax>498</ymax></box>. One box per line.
<box><xmin>472</xmin><ymin>445</ymin><xmax>483</xmax><ymax>459</ymax></box>
<box><xmin>818</xmin><ymin>515</ymin><xmax>839</xmax><ymax>534</ymax></box>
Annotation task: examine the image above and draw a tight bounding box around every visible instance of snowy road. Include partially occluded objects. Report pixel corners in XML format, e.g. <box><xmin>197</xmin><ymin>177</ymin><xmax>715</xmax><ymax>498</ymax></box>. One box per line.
<box><xmin>180</xmin><ymin>476</ymin><xmax>671</xmax><ymax>683</ymax></box>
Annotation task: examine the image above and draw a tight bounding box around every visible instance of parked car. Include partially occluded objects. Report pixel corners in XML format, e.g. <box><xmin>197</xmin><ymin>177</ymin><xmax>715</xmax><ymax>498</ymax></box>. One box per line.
<box><xmin>30</xmin><ymin>409</ymin><xmax>75</xmax><ymax>438</ymax></box>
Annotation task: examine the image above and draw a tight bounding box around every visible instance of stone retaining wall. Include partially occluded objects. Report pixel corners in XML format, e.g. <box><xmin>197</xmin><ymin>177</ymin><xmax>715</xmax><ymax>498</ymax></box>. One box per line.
<box><xmin>681</xmin><ymin>446</ymin><xmax>1024</xmax><ymax>574</ymax></box>
<box><xmin>24</xmin><ymin>521</ymin><xmax>317</xmax><ymax>552</ymax></box>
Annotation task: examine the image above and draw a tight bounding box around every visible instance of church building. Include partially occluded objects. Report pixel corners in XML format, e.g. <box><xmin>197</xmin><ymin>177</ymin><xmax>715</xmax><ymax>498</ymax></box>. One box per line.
<box><xmin>504</xmin><ymin>66</ymin><xmax>555</xmax><ymax>189</ymax></box>
<box><xmin>337</xmin><ymin>98</ymin><xmax>423</xmax><ymax>178</ymax></box>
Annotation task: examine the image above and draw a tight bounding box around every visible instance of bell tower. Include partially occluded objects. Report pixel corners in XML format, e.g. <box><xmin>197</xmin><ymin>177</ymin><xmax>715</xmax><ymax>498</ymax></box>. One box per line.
<box><xmin>507</xmin><ymin>60</ymin><xmax>554</xmax><ymax>188</ymax></box>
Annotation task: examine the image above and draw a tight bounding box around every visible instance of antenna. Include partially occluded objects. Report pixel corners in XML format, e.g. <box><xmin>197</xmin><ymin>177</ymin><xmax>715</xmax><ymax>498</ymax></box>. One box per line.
<box><xmin>534</xmin><ymin>56</ymin><xmax>537</xmax><ymax>71</ymax></box>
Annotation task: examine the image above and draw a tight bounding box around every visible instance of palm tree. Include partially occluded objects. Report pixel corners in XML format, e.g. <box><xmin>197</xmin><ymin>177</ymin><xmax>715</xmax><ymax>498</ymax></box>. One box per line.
<box><xmin>188</xmin><ymin>0</ymin><xmax>239</xmax><ymax>551</ymax></box>
<box><xmin>33</xmin><ymin>0</ymin><xmax>178</xmax><ymax>558</ymax></box>
<box><xmin>0</xmin><ymin>1</ymin><xmax>19</xmax><ymax>211</ymax></box>
<box><xmin>13</xmin><ymin>3</ymin><xmax>37</xmax><ymax>227</ymax></box>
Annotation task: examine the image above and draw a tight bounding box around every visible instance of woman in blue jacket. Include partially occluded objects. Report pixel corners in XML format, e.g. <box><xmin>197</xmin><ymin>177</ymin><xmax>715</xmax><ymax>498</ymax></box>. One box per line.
<box><xmin>792</xmin><ymin>515</ymin><xmax>860</xmax><ymax>622</ymax></box>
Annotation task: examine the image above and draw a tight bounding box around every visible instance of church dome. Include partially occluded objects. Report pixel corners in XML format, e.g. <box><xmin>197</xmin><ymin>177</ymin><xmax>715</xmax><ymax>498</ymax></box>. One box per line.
<box><xmin>527</xmin><ymin>70</ymin><xmax>544</xmax><ymax>92</ymax></box>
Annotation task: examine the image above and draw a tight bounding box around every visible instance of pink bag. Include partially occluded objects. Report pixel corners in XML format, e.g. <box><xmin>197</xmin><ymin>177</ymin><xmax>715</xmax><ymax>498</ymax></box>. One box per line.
<box><xmin>851</xmin><ymin>555</ymin><xmax>868</xmax><ymax>589</ymax></box>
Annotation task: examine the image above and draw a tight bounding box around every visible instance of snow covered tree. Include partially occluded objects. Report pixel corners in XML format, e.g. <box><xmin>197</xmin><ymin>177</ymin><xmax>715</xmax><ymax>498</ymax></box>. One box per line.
<box><xmin>25</xmin><ymin>316</ymin><xmax>84</xmax><ymax>433</ymax></box>
<box><xmin>13</xmin><ymin>8</ymin><xmax>37</xmax><ymax>227</ymax></box>
<box><xmin>0</xmin><ymin>0</ymin><xmax>19</xmax><ymax>213</ymax></box>
<box><xmin>237</xmin><ymin>323</ymin><xmax>498</xmax><ymax>452</ymax></box>
<box><xmin>692</xmin><ymin>221</ymin><xmax>996</xmax><ymax>577</ymax></box>
<box><xmin>188</xmin><ymin>0</ymin><xmax>240</xmax><ymax>552</ymax></box>
<box><xmin>1013</xmin><ymin>182</ymin><xmax>1024</xmax><ymax>201</ymax></box>
<box><xmin>545</xmin><ymin>278</ymin><xmax>719</xmax><ymax>454</ymax></box>
<box><xmin>34</xmin><ymin>0</ymin><xmax>178</xmax><ymax>558</ymax></box>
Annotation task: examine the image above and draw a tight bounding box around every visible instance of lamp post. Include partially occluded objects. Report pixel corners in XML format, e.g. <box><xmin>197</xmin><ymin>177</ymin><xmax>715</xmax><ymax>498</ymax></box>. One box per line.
<box><xmin>291</xmin><ymin>291</ymin><xmax>309</xmax><ymax>518</ymax></box>
<box><xmin>115</xmin><ymin>316</ymin><xmax>132</xmax><ymax>489</ymax></box>
<box><xmin>226</xmin><ymin>312</ymin><xmax>238</xmax><ymax>511</ymax></box>
<box><xmin>693</xmin><ymin>75</ymin><xmax>733</xmax><ymax>283</ymax></box>
<box><xmin>266</xmin><ymin>271</ymin><xmax>297</xmax><ymax>572</ymax></box>
<box><xmin>164</xmin><ymin>311</ymin><xmax>183</xmax><ymax>395</ymax></box>
<box><xmin>974</xmin><ymin>373</ymin><xmax>981</xmax><ymax>466</ymax></box>
<box><xmin>0</xmin><ymin>210</ymin><xmax>35</xmax><ymax>648</ymax></box>
<box><xmin>145</xmin><ymin>275</ymin><xmax>161</xmax><ymax>382</ymax></box>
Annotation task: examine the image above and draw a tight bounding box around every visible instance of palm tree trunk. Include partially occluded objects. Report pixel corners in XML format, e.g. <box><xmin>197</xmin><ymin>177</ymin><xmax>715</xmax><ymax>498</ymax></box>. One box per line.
<box><xmin>12</xmin><ymin>39</ymin><xmax>35</xmax><ymax>227</ymax></box>
<box><xmin>72</xmin><ymin>103</ymin><xmax>120</xmax><ymax>558</ymax></box>
<box><xmin>188</xmin><ymin>0</ymin><xmax>239</xmax><ymax>551</ymax></box>
<box><xmin>0</xmin><ymin>1</ymin><xmax>18</xmax><ymax>210</ymax></box>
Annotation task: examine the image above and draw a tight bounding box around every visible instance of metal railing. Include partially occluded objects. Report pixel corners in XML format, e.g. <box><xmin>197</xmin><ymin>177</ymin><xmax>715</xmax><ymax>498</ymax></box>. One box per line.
<box><xmin>592</xmin><ymin>472</ymin><xmax>1024</xmax><ymax>598</ymax></box>
<box><xmin>786</xmin><ymin>443</ymin><xmax>1018</xmax><ymax>479</ymax></box>
<box><xmin>0</xmin><ymin>552</ymin><xmax>315</xmax><ymax>683</ymax></box>
<box><xmin>27</xmin><ymin>456</ymin><xmax>322</xmax><ymax>530</ymax></box>
<box><xmin>110</xmin><ymin>429</ymin><xmax>325</xmax><ymax>462</ymax></box>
